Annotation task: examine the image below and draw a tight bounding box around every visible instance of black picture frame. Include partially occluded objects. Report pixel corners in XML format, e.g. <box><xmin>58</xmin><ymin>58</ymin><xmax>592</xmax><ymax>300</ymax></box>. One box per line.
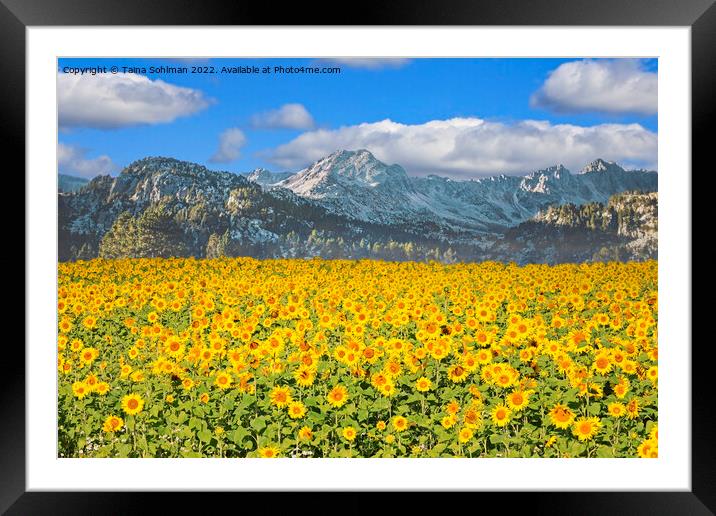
<box><xmin>5</xmin><ymin>1</ymin><xmax>710</xmax><ymax>513</ymax></box>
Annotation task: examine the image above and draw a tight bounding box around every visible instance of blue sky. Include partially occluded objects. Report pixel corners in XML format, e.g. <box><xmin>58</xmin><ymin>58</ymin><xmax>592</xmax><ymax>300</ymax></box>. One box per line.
<box><xmin>57</xmin><ymin>57</ymin><xmax>658</xmax><ymax>180</ymax></box>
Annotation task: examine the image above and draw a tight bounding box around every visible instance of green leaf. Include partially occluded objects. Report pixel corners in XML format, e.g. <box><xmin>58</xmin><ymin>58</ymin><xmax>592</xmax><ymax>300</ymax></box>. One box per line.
<box><xmin>489</xmin><ymin>434</ymin><xmax>504</xmax><ymax>445</ymax></box>
<box><xmin>595</xmin><ymin>445</ymin><xmax>614</xmax><ymax>458</ymax></box>
<box><xmin>251</xmin><ymin>416</ymin><xmax>268</xmax><ymax>432</ymax></box>
<box><xmin>197</xmin><ymin>429</ymin><xmax>213</xmax><ymax>443</ymax></box>
<box><xmin>230</xmin><ymin>427</ymin><xmax>249</xmax><ymax>444</ymax></box>
<box><xmin>115</xmin><ymin>443</ymin><xmax>132</xmax><ymax>457</ymax></box>
<box><xmin>587</xmin><ymin>403</ymin><xmax>602</xmax><ymax>416</ymax></box>
<box><xmin>430</xmin><ymin>443</ymin><xmax>447</xmax><ymax>456</ymax></box>
<box><xmin>303</xmin><ymin>396</ymin><xmax>320</xmax><ymax>408</ymax></box>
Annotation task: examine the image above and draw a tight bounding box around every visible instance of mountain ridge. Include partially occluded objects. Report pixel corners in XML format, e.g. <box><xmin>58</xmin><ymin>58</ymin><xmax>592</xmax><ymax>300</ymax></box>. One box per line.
<box><xmin>58</xmin><ymin>151</ymin><xmax>658</xmax><ymax>264</ymax></box>
<box><xmin>254</xmin><ymin>150</ymin><xmax>657</xmax><ymax>234</ymax></box>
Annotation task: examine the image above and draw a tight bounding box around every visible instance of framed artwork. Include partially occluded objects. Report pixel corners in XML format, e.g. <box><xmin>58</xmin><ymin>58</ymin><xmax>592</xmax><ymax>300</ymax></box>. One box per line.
<box><xmin>6</xmin><ymin>0</ymin><xmax>710</xmax><ymax>513</ymax></box>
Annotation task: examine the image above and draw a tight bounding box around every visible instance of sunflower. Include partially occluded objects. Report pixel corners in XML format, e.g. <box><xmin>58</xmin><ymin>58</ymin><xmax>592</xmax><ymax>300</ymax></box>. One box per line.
<box><xmin>548</xmin><ymin>404</ymin><xmax>576</xmax><ymax>430</ymax></box>
<box><xmin>102</xmin><ymin>415</ymin><xmax>124</xmax><ymax>433</ymax></box>
<box><xmin>506</xmin><ymin>390</ymin><xmax>530</xmax><ymax>411</ymax></box>
<box><xmin>287</xmin><ymin>401</ymin><xmax>307</xmax><ymax>419</ymax></box>
<box><xmin>79</xmin><ymin>347</ymin><xmax>99</xmax><ymax>366</ymax></box>
<box><xmin>637</xmin><ymin>439</ymin><xmax>658</xmax><ymax>458</ymax></box>
<box><xmin>613</xmin><ymin>379</ymin><xmax>630</xmax><ymax>399</ymax></box>
<box><xmin>82</xmin><ymin>315</ymin><xmax>97</xmax><ymax>330</ymax></box>
<box><xmin>84</xmin><ymin>373</ymin><xmax>98</xmax><ymax>390</ymax></box>
<box><xmin>298</xmin><ymin>426</ymin><xmax>313</xmax><ymax>441</ymax></box>
<box><xmin>415</xmin><ymin>376</ymin><xmax>432</xmax><ymax>392</ymax></box>
<box><xmin>441</xmin><ymin>415</ymin><xmax>457</xmax><ymax>429</ymax></box>
<box><xmin>462</xmin><ymin>406</ymin><xmax>483</xmax><ymax>429</ymax></box>
<box><xmin>214</xmin><ymin>371</ymin><xmax>233</xmax><ymax>390</ymax></box>
<box><xmin>447</xmin><ymin>365</ymin><xmax>469</xmax><ymax>383</ymax></box>
<box><xmin>72</xmin><ymin>381</ymin><xmax>89</xmax><ymax>399</ymax></box>
<box><xmin>458</xmin><ymin>427</ymin><xmax>474</xmax><ymax>443</ymax></box>
<box><xmin>120</xmin><ymin>364</ymin><xmax>132</xmax><ymax>378</ymax></box>
<box><xmin>95</xmin><ymin>382</ymin><xmax>110</xmax><ymax>395</ymax></box>
<box><xmin>294</xmin><ymin>366</ymin><xmax>316</xmax><ymax>387</ymax></box>
<box><xmin>621</xmin><ymin>360</ymin><xmax>638</xmax><ymax>375</ymax></box>
<box><xmin>565</xmin><ymin>329</ymin><xmax>589</xmax><ymax>349</ymax></box>
<box><xmin>166</xmin><ymin>338</ymin><xmax>184</xmax><ymax>357</ymax></box>
<box><xmin>58</xmin><ymin>318</ymin><xmax>73</xmax><ymax>334</ymax></box>
<box><xmin>625</xmin><ymin>398</ymin><xmax>640</xmax><ymax>419</ymax></box>
<box><xmin>446</xmin><ymin>400</ymin><xmax>461</xmax><ymax>415</ymax></box>
<box><xmin>342</xmin><ymin>426</ymin><xmax>357</xmax><ymax>441</ymax></box>
<box><xmin>476</xmin><ymin>349</ymin><xmax>492</xmax><ymax>365</ymax></box>
<box><xmin>258</xmin><ymin>446</ymin><xmax>280</xmax><ymax>458</ymax></box>
<box><xmin>392</xmin><ymin>416</ymin><xmax>408</xmax><ymax>432</ymax></box>
<box><xmin>572</xmin><ymin>417</ymin><xmax>601</xmax><ymax>441</ymax></box>
<box><xmin>376</xmin><ymin>420</ymin><xmax>387</xmax><ymax>431</ymax></box>
<box><xmin>69</xmin><ymin>339</ymin><xmax>83</xmax><ymax>352</ymax></box>
<box><xmin>649</xmin><ymin>424</ymin><xmax>658</xmax><ymax>441</ymax></box>
<box><xmin>379</xmin><ymin>382</ymin><xmax>396</xmax><ymax>397</ymax></box>
<box><xmin>182</xmin><ymin>378</ymin><xmax>194</xmax><ymax>391</ymax></box>
<box><xmin>592</xmin><ymin>353</ymin><xmax>612</xmax><ymax>375</ymax></box>
<box><xmin>326</xmin><ymin>385</ymin><xmax>348</xmax><ymax>408</ymax></box>
<box><xmin>269</xmin><ymin>386</ymin><xmax>292</xmax><ymax>408</ymax></box>
<box><xmin>121</xmin><ymin>393</ymin><xmax>145</xmax><ymax>416</ymax></box>
<box><xmin>494</xmin><ymin>369</ymin><xmax>517</xmax><ymax>389</ymax></box>
<box><xmin>607</xmin><ymin>402</ymin><xmax>626</xmax><ymax>417</ymax></box>
<box><xmin>490</xmin><ymin>404</ymin><xmax>512</xmax><ymax>427</ymax></box>
<box><xmin>646</xmin><ymin>366</ymin><xmax>658</xmax><ymax>384</ymax></box>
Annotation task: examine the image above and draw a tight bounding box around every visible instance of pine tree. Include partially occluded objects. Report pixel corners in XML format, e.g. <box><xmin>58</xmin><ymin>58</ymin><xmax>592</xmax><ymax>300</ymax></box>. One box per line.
<box><xmin>99</xmin><ymin>204</ymin><xmax>189</xmax><ymax>259</ymax></box>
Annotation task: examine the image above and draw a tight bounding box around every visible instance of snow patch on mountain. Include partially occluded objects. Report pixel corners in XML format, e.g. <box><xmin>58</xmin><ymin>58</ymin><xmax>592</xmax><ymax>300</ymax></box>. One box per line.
<box><xmin>265</xmin><ymin>150</ymin><xmax>656</xmax><ymax>235</ymax></box>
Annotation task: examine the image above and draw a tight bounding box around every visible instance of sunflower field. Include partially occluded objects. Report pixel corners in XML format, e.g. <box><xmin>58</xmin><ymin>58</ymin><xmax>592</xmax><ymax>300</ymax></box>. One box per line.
<box><xmin>57</xmin><ymin>257</ymin><xmax>658</xmax><ymax>458</ymax></box>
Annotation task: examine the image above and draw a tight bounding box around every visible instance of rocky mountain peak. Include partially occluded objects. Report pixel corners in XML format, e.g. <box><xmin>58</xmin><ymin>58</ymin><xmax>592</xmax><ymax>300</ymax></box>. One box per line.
<box><xmin>580</xmin><ymin>158</ymin><xmax>624</xmax><ymax>174</ymax></box>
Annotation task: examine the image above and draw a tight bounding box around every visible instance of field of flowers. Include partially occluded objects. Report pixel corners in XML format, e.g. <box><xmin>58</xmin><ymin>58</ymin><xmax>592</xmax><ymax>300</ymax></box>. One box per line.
<box><xmin>57</xmin><ymin>257</ymin><xmax>658</xmax><ymax>458</ymax></box>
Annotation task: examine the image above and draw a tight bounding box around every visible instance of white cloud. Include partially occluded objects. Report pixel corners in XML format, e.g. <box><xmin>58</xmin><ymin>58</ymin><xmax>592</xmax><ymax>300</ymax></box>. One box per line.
<box><xmin>209</xmin><ymin>128</ymin><xmax>247</xmax><ymax>163</ymax></box>
<box><xmin>58</xmin><ymin>72</ymin><xmax>211</xmax><ymax>129</ymax></box>
<box><xmin>250</xmin><ymin>103</ymin><xmax>315</xmax><ymax>130</ymax></box>
<box><xmin>264</xmin><ymin>117</ymin><xmax>657</xmax><ymax>178</ymax></box>
<box><xmin>319</xmin><ymin>58</ymin><xmax>412</xmax><ymax>70</ymax></box>
<box><xmin>57</xmin><ymin>143</ymin><xmax>118</xmax><ymax>178</ymax></box>
<box><xmin>531</xmin><ymin>59</ymin><xmax>657</xmax><ymax>115</ymax></box>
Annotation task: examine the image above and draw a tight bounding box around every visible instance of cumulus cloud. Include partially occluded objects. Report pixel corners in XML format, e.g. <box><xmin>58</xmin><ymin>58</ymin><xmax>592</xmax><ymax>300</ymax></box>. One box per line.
<box><xmin>319</xmin><ymin>58</ymin><xmax>412</xmax><ymax>70</ymax></box>
<box><xmin>58</xmin><ymin>72</ymin><xmax>211</xmax><ymax>129</ymax></box>
<box><xmin>57</xmin><ymin>143</ymin><xmax>118</xmax><ymax>178</ymax></box>
<box><xmin>209</xmin><ymin>128</ymin><xmax>247</xmax><ymax>163</ymax></box>
<box><xmin>264</xmin><ymin>118</ymin><xmax>657</xmax><ymax>178</ymax></box>
<box><xmin>531</xmin><ymin>59</ymin><xmax>657</xmax><ymax>115</ymax></box>
<box><xmin>250</xmin><ymin>103</ymin><xmax>315</xmax><ymax>130</ymax></box>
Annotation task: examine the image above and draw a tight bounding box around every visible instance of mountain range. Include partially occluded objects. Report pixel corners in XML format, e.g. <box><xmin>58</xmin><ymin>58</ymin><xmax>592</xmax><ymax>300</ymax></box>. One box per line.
<box><xmin>255</xmin><ymin>150</ymin><xmax>656</xmax><ymax>239</ymax></box>
<box><xmin>58</xmin><ymin>150</ymin><xmax>657</xmax><ymax>264</ymax></box>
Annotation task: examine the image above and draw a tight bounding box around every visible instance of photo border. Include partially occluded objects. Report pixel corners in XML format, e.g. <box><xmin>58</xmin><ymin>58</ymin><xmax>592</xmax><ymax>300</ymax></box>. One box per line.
<box><xmin>5</xmin><ymin>0</ymin><xmax>711</xmax><ymax>513</ymax></box>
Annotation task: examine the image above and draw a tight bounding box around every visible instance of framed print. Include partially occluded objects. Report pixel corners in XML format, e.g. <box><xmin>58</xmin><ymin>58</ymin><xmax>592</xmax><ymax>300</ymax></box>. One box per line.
<box><xmin>5</xmin><ymin>0</ymin><xmax>712</xmax><ymax>513</ymax></box>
